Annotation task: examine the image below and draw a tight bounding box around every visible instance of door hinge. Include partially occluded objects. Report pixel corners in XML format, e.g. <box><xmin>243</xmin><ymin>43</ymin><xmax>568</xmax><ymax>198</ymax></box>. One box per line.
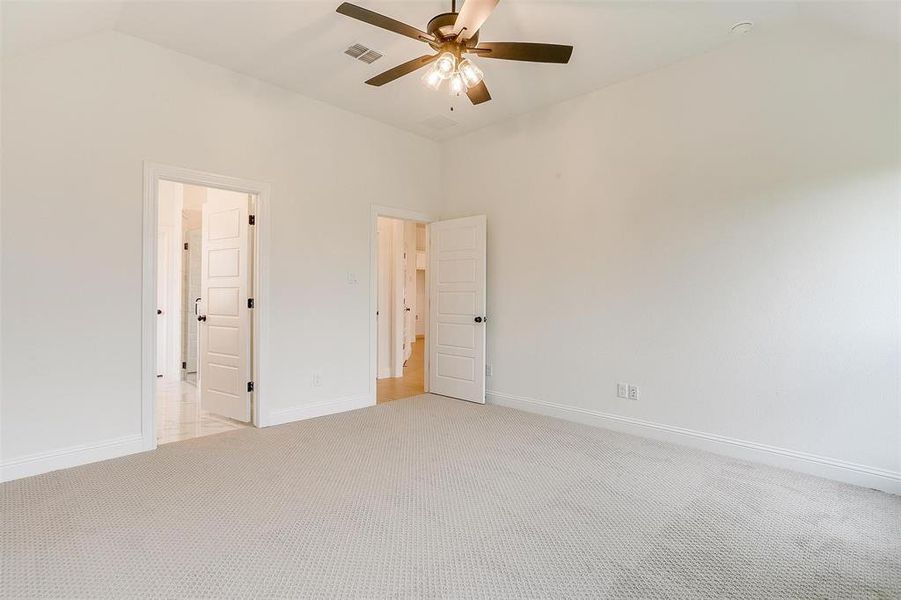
<box><xmin>181</xmin><ymin>361</ymin><xmax>187</xmax><ymax>369</ymax></box>
<box><xmin>247</xmin><ymin>381</ymin><xmax>254</xmax><ymax>393</ymax></box>
<box><xmin>183</xmin><ymin>242</ymin><xmax>188</xmax><ymax>250</ymax></box>
<box><xmin>247</xmin><ymin>298</ymin><xmax>255</xmax><ymax>309</ymax></box>
<box><xmin>249</xmin><ymin>215</ymin><xmax>256</xmax><ymax>225</ymax></box>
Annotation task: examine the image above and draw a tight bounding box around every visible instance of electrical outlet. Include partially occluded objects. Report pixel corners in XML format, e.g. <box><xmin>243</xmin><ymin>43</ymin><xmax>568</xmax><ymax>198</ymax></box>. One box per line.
<box><xmin>628</xmin><ymin>385</ymin><xmax>639</xmax><ymax>401</ymax></box>
<box><xmin>617</xmin><ymin>383</ymin><xmax>628</xmax><ymax>399</ymax></box>
<box><xmin>312</xmin><ymin>371</ymin><xmax>322</xmax><ymax>388</ymax></box>
<box><xmin>346</xmin><ymin>272</ymin><xmax>358</xmax><ymax>285</ymax></box>
<box><xmin>486</xmin><ymin>364</ymin><xmax>493</xmax><ymax>377</ymax></box>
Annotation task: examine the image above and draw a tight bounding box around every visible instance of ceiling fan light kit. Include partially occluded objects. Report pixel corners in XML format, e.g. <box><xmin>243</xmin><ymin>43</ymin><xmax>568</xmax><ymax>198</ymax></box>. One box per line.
<box><xmin>458</xmin><ymin>59</ymin><xmax>484</xmax><ymax>88</ymax></box>
<box><xmin>448</xmin><ymin>72</ymin><xmax>467</xmax><ymax>96</ymax></box>
<box><xmin>435</xmin><ymin>52</ymin><xmax>457</xmax><ymax>79</ymax></box>
<box><xmin>335</xmin><ymin>0</ymin><xmax>573</xmax><ymax>105</ymax></box>
<box><xmin>421</xmin><ymin>67</ymin><xmax>444</xmax><ymax>90</ymax></box>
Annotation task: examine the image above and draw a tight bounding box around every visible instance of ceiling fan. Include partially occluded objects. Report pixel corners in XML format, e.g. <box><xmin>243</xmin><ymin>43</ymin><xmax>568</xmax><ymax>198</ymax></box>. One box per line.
<box><xmin>335</xmin><ymin>0</ymin><xmax>573</xmax><ymax>105</ymax></box>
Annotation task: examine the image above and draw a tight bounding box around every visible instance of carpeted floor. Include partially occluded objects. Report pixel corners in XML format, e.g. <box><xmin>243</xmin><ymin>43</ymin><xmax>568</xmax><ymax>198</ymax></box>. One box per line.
<box><xmin>2</xmin><ymin>394</ymin><xmax>899</xmax><ymax>599</ymax></box>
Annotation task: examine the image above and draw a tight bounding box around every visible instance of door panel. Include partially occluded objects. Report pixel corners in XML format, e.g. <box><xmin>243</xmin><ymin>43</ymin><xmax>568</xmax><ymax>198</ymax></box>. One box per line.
<box><xmin>428</xmin><ymin>215</ymin><xmax>486</xmax><ymax>404</ymax></box>
<box><xmin>156</xmin><ymin>230</ymin><xmax>169</xmax><ymax>377</ymax></box>
<box><xmin>437</xmin><ymin>323</ymin><xmax>474</xmax><ymax>349</ymax></box>
<box><xmin>200</xmin><ymin>189</ymin><xmax>251</xmax><ymax>422</ymax></box>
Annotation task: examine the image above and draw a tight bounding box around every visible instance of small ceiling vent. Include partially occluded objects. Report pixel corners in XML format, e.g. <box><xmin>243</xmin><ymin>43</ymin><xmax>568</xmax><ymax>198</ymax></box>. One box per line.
<box><xmin>358</xmin><ymin>49</ymin><xmax>383</xmax><ymax>64</ymax></box>
<box><xmin>420</xmin><ymin>115</ymin><xmax>458</xmax><ymax>131</ymax></box>
<box><xmin>344</xmin><ymin>43</ymin><xmax>368</xmax><ymax>58</ymax></box>
<box><xmin>344</xmin><ymin>44</ymin><xmax>383</xmax><ymax>64</ymax></box>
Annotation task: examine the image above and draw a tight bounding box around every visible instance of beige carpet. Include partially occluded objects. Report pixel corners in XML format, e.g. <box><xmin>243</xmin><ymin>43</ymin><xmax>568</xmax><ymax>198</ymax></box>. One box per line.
<box><xmin>2</xmin><ymin>394</ymin><xmax>899</xmax><ymax>599</ymax></box>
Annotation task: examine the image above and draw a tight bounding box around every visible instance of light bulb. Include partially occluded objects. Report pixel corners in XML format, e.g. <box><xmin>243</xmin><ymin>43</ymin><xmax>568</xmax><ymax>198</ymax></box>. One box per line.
<box><xmin>421</xmin><ymin>66</ymin><xmax>442</xmax><ymax>91</ymax></box>
<box><xmin>435</xmin><ymin>52</ymin><xmax>456</xmax><ymax>79</ymax></box>
<box><xmin>457</xmin><ymin>58</ymin><xmax>484</xmax><ymax>88</ymax></box>
<box><xmin>448</xmin><ymin>72</ymin><xmax>466</xmax><ymax>96</ymax></box>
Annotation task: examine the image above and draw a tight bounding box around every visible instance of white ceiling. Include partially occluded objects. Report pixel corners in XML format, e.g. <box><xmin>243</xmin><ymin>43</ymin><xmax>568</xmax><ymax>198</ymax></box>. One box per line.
<box><xmin>3</xmin><ymin>1</ymin><xmax>898</xmax><ymax>140</ymax></box>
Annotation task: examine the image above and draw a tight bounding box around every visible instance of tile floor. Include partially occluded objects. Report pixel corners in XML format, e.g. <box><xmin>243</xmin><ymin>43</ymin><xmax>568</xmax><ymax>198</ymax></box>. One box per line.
<box><xmin>156</xmin><ymin>379</ymin><xmax>249</xmax><ymax>445</ymax></box>
<box><xmin>377</xmin><ymin>337</ymin><xmax>424</xmax><ymax>403</ymax></box>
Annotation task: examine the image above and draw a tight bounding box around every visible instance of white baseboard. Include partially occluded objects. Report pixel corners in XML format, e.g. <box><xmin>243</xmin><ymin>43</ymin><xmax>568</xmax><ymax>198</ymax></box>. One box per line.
<box><xmin>487</xmin><ymin>391</ymin><xmax>901</xmax><ymax>495</ymax></box>
<box><xmin>266</xmin><ymin>394</ymin><xmax>373</xmax><ymax>427</ymax></box>
<box><xmin>1</xmin><ymin>434</ymin><xmax>147</xmax><ymax>483</ymax></box>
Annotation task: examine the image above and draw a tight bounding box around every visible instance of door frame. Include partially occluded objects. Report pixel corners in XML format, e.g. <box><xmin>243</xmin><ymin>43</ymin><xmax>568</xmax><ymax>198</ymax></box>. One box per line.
<box><xmin>142</xmin><ymin>162</ymin><xmax>271</xmax><ymax>451</ymax></box>
<box><xmin>369</xmin><ymin>205</ymin><xmax>435</xmax><ymax>406</ymax></box>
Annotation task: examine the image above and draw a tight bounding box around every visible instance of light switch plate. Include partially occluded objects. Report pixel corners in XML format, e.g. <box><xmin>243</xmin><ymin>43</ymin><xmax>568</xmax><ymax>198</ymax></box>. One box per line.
<box><xmin>617</xmin><ymin>383</ymin><xmax>628</xmax><ymax>399</ymax></box>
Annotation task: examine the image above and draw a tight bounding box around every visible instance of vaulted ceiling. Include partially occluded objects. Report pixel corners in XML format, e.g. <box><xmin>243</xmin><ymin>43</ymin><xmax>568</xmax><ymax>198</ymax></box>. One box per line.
<box><xmin>3</xmin><ymin>1</ymin><xmax>898</xmax><ymax>140</ymax></box>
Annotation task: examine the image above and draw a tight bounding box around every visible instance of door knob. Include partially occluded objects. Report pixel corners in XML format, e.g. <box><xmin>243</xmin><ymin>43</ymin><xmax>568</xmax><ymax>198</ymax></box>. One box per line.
<box><xmin>198</xmin><ymin>315</ymin><xmax>207</xmax><ymax>322</ymax></box>
<box><xmin>474</xmin><ymin>316</ymin><xmax>483</xmax><ymax>323</ymax></box>
<box><xmin>157</xmin><ymin>309</ymin><xmax>163</xmax><ymax>315</ymax></box>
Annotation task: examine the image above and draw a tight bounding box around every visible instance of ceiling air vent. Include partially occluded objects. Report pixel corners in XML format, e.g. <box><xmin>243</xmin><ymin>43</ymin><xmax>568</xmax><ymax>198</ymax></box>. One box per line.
<box><xmin>344</xmin><ymin>44</ymin><xmax>383</xmax><ymax>64</ymax></box>
<box><xmin>358</xmin><ymin>49</ymin><xmax>383</xmax><ymax>64</ymax></box>
<box><xmin>344</xmin><ymin>43</ymin><xmax>368</xmax><ymax>59</ymax></box>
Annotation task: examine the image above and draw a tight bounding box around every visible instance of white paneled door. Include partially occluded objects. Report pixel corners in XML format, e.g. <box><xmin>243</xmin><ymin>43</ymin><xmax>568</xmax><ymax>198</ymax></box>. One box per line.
<box><xmin>199</xmin><ymin>189</ymin><xmax>252</xmax><ymax>422</ymax></box>
<box><xmin>428</xmin><ymin>215</ymin><xmax>487</xmax><ymax>404</ymax></box>
<box><xmin>156</xmin><ymin>230</ymin><xmax>169</xmax><ymax>378</ymax></box>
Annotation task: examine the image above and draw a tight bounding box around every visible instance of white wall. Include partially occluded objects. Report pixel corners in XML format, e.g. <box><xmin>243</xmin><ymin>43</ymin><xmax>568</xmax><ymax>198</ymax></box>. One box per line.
<box><xmin>442</xmin><ymin>24</ymin><xmax>901</xmax><ymax>482</ymax></box>
<box><xmin>1</xmin><ymin>31</ymin><xmax>441</xmax><ymax>472</ymax></box>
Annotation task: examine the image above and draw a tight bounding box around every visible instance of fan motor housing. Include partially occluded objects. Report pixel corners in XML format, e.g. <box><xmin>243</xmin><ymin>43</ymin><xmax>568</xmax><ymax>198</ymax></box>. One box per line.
<box><xmin>427</xmin><ymin>12</ymin><xmax>479</xmax><ymax>48</ymax></box>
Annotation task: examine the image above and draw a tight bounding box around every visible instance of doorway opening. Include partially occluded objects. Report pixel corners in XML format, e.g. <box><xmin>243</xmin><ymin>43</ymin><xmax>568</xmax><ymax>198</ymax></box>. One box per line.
<box><xmin>370</xmin><ymin>207</ymin><xmax>487</xmax><ymax>406</ymax></box>
<box><xmin>155</xmin><ymin>180</ymin><xmax>257</xmax><ymax>444</ymax></box>
<box><xmin>141</xmin><ymin>162</ymin><xmax>271</xmax><ymax>450</ymax></box>
<box><xmin>376</xmin><ymin>217</ymin><xmax>429</xmax><ymax>403</ymax></box>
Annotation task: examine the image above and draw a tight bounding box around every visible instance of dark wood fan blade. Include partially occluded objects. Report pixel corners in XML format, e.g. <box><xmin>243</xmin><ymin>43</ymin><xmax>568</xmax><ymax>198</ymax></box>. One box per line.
<box><xmin>466</xmin><ymin>80</ymin><xmax>491</xmax><ymax>105</ymax></box>
<box><xmin>452</xmin><ymin>0</ymin><xmax>500</xmax><ymax>40</ymax></box>
<box><xmin>365</xmin><ymin>55</ymin><xmax>438</xmax><ymax>86</ymax></box>
<box><xmin>473</xmin><ymin>42</ymin><xmax>573</xmax><ymax>63</ymax></box>
<box><xmin>336</xmin><ymin>3</ymin><xmax>434</xmax><ymax>43</ymax></box>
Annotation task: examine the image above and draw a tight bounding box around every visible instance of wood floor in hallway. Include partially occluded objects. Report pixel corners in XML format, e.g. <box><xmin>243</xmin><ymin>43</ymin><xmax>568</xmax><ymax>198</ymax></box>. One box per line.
<box><xmin>377</xmin><ymin>336</ymin><xmax>424</xmax><ymax>403</ymax></box>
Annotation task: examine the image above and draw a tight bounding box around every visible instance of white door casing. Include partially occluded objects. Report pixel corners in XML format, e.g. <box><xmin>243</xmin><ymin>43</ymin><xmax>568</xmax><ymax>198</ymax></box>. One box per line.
<box><xmin>199</xmin><ymin>189</ymin><xmax>252</xmax><ymax>422</ymax></box>
<box><xmin>428</xmin><ymin>215</ymin><xmax>487</xmax><ymax>404</ymax></box>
